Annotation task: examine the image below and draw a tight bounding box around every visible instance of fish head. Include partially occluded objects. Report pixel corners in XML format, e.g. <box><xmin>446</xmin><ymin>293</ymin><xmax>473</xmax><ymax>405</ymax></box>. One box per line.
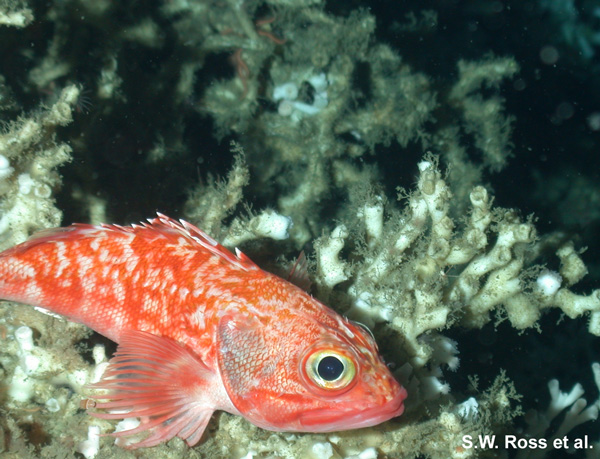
<box><xmin>217</xmin><ymin>300</ymin><xmax>407</xmax><ymax>433</ymax></box>
<box><xmin>291</xmin><ymin>318</ymin><xmax>407</xmax><ymax>432</ymax></box>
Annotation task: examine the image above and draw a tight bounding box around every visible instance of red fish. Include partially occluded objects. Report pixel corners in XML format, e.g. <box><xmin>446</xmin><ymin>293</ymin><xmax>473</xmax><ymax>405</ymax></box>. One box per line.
<box><xmin>0</xmin><ymin>214</ymin><xmax>406</xmax><ymax>448</ymax></box>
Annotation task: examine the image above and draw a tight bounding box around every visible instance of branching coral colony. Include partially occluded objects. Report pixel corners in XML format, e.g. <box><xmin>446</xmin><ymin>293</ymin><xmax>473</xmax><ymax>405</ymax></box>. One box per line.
<box><xmin>0</xmin><ymin>1</ymin><xmax>599</xmax><ymax>459</ymax></box>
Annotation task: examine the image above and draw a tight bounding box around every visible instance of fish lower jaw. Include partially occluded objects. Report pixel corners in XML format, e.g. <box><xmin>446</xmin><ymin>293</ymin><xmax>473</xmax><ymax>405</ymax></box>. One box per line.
<box><xmin>293</xmin><ymin>389</ymin><xmax>407</xmax><ymax>433</ymax></box>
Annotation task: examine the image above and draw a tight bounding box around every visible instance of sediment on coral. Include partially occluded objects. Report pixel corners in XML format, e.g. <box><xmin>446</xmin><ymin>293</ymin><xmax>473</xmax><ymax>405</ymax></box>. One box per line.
<box><xmin>0</xmin><ymin>85</ymin><xmax>78</xmax><ymax>250</ymax></box>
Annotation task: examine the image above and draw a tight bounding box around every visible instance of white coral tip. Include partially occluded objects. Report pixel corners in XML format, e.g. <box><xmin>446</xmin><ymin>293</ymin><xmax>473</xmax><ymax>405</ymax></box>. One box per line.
<box><xmin>536</xmin><ymin>269</ymin><xmax>562</xmax><ymax>296</ymax></box>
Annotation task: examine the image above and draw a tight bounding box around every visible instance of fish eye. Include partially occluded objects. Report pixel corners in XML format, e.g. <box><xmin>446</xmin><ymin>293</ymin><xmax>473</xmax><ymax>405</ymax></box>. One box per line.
<box><xmin>305</xmin><ymin>350</ymin><xmax>356</xmax><ymax>391</ymax></box>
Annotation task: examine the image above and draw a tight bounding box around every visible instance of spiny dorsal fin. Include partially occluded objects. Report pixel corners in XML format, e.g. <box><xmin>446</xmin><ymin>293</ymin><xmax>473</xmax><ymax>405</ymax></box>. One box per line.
<box><xmin>150</xmin><ymin>213</ymin><xmax>258</xmax><ymax>271</ymax></box>
<box><xmin>9</xmin><ymin>213</ymin><xmax>259</xmax><ymax>272</ymax></box>
<box><xmin>287</xmin><ymin>250</ymin><xmax>312</xmax><ymax>292</ymax></box>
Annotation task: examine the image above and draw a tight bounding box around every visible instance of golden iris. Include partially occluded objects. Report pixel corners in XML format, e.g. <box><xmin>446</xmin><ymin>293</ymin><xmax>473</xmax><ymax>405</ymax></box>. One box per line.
<box><xmin>305</xmin><ymin>350</ymin><xmax>356</xmax><ymax>390</ymax></box>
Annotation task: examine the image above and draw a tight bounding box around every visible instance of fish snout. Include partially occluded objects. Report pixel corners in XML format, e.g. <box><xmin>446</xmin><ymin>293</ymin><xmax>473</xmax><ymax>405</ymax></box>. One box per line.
<box><xmin>297</xmin><ymin>378</ymin><xmax>407</xmax><ymax>432</ymax></box>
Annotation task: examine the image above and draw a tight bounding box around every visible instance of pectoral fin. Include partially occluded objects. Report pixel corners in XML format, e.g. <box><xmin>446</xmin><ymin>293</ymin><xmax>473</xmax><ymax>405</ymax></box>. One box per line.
<box><xmin>86</xmin><ymin>330</ymin><xmax>216</xmax><ymax>448</ymax></box>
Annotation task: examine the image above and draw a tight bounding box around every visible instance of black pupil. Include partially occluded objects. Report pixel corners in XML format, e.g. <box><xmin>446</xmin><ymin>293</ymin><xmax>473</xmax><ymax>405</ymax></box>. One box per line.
<box><xmin>317</xmin><ymin>355</ymin><xmax>344</xmax><ymax>381</ymax></box>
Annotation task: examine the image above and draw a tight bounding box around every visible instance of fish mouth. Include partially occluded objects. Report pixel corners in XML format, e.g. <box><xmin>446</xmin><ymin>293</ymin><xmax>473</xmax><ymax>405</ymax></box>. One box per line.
<box><xmin>297</xmin><ymin>386</ymin><xmax>407</xmax><ymax>432</ymax></box>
